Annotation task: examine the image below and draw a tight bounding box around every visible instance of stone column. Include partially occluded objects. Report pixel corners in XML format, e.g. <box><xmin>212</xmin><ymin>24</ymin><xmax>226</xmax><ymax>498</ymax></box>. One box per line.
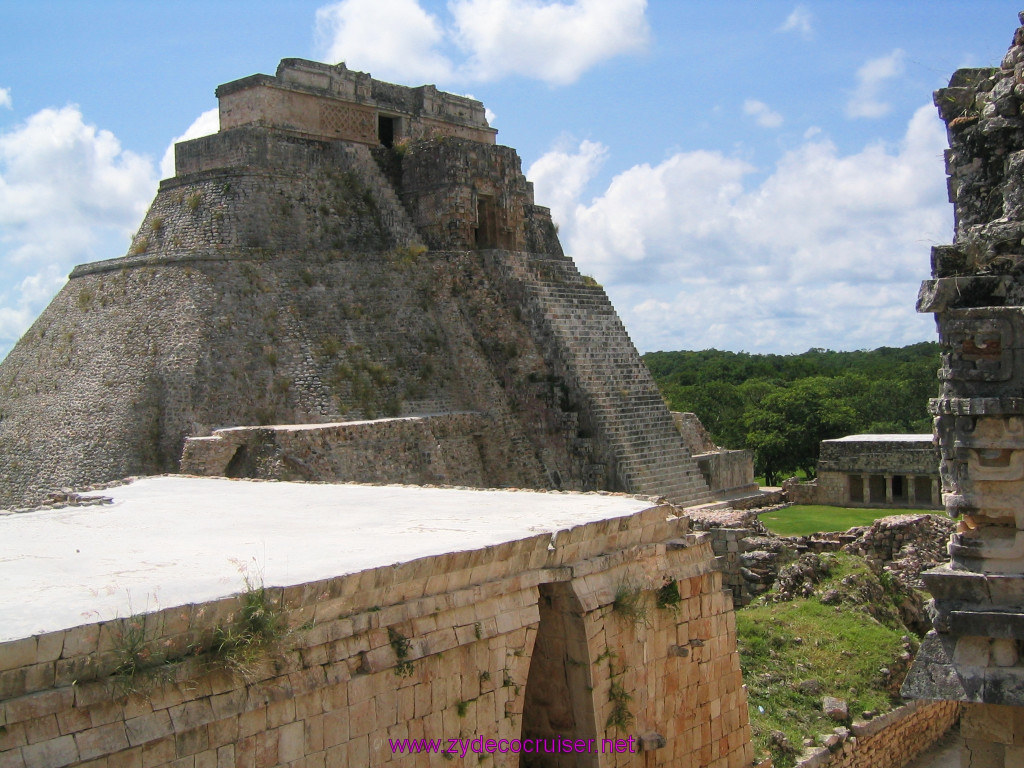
<box><xmin>885</xmin><ymin>474</ymin><xmax>893</xmax><ymax>504</ymax></box>
<box><xmin>902</xmin><ymin>14</ymin><xmax>1024</xmax><ymax>767</ymax></box>
<box><xmin>908</xmin><ymin>475</ymin><xmax>917</xmax><ymax>505</ymax></box>
<box><xmin>862</xmin><ymin>476</ymin><xmax>871</xmax><ymax>505</ymax></box>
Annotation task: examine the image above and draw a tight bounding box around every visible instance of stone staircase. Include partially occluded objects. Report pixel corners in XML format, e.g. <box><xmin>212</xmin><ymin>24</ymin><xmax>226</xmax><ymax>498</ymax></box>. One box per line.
<box><xmin>336</xmin><ymin>148</ymin><xmax>712</xmax><ymax>505</ymax></box>
<box><xmin>340</xmin><ymin>143</ymin><xmax>425</xmax><ymax>250</ymax></box>
<box><xmin>489</xmin><ymin>250</ymin><xmax>713</xmax><ymax>506</ymax></box>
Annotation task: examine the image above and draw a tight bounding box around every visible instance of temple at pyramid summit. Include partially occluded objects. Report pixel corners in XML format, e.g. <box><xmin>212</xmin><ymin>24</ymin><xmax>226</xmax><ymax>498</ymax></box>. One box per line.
<box><xmin>0</xmin><ymin>59</ymin><xmax>757</xmax><ymax>509</ymax></box>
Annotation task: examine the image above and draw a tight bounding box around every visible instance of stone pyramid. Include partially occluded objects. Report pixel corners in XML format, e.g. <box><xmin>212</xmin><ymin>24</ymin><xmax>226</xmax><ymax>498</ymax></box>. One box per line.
<box><xmin>0</xmin><ymin>59</ymin><xmax>712</xmax><ymax>509</ymax></box>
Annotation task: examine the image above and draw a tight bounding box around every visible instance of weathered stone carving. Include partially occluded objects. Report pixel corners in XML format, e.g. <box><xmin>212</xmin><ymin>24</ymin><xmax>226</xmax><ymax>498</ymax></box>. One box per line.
<box><xmin>904</xmin><ymin>12</ymin><xmax>1024</xmax><ymax>765</ymax></box>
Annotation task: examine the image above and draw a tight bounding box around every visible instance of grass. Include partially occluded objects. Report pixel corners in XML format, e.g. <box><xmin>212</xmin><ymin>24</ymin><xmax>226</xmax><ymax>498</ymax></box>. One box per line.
<box><xmin>109</xmin><ymin>614</ymin><xmax>164</xmax><ymax>697</ymax></box>
<box><xmin>611</xmin><ymin>582</ymin><xmax>648</xmax><ymax>627</ymax></box>
<box><xmin>737</xmin><ymin>553</ymin><xmax>919</xmax><ymax>767</ymax></box>
<box><xmin>388</xmin><ymin>627</ymin><xmax>415</xmax><ymax>677</ymax></box>
<box><xmin>606</xmin><ymin>668</ymin><xmax>634</xmax><ymax>732</ymax></box>
<box><xmin>759</xmin><ymin>505</ymin><xmax>915</xmax><ymax>537</ymax></box>
<box><xmin>656</xmin><ymin>579</ymin><xmax>681</xmax><ymax>610</ymax></box>
<box><xmin>213</xmin><ymin>572</ymin><xmax>286</xmax><ymax>680</ymax></box>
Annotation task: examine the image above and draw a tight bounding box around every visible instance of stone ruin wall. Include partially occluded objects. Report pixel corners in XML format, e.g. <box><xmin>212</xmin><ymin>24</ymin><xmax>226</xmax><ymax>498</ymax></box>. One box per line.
<box><xmin>180</xmin><ymin>413</ymin><xmax>528</xmax><ymax>487</ymax></box>
<box><xmin>396</xmin><ymin>138</ymin><xmax>536</xmax><ymax>252</ymax></box>
<box><xmin>784</xmin><ymin>438</ymin><xmax>941</xmax><ymax>510</ymax></box>
<box><xmin>671</xmin><ymin>413</ymin><xmax>757</xmax><ymax>498</ymax></box>
<box><xmin>815</xmin><ymin>439</ymin><xmax>941</xmax><ymax>510</ymax></box>
<box><xmin>792</xmin><ymin>699</ymin><xmax>960</xmax><ymax>768</ymax></box>
<box><xmin>692</xmin><ymin>451</ymin><xmax>755</xmax><ymax>497</ymax></box>
<box><xmin>689</xmin><ymin>508</ymin><xmax>955</xmax><ymax>607</ymax></box>
<box><xmin>0</xmin><ymin>504</ymin><xmax>753</xmax><ymax>768</ymax></box>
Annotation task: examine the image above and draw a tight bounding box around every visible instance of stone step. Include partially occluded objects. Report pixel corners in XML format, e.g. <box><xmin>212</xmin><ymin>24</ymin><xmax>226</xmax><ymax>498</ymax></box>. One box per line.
<box><xmin>486</xmin><ymin>249</ymin><xmax>712</xmax><ymax>505</ymax></box>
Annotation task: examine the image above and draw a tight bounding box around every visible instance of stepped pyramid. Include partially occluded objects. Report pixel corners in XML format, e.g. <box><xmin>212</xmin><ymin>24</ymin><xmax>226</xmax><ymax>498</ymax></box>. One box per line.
<box><xmin>0</xmin><ymin>59</ymin><xmax>713</xmax><ymax>508</ymax></box>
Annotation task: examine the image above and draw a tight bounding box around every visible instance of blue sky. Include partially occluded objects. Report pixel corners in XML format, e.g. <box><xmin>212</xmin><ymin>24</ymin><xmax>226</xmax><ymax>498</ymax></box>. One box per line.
<box><xmin>0</xmin><ymin>1</ymin><xmax>1021</xmax><ymax>358</ymax></box>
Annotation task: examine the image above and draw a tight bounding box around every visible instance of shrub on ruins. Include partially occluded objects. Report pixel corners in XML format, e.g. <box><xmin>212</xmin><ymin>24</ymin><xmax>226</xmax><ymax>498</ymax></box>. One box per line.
<box><xmin>737</xmin><ymin>552</ymin><xmax>921</xmax><ymax>768</ymax></box>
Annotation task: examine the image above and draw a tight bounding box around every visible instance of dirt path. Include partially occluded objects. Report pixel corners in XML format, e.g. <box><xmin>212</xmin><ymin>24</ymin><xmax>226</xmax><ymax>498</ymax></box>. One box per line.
<box><xmin>904</xmin><ymin>726</ymin><xmax>959</xmax><ymax>768</ymax></box>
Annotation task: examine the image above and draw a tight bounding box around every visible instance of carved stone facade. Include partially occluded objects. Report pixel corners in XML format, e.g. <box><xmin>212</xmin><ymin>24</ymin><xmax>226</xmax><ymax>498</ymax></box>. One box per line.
<box><xmin>903</xmin><ymin>13</ymin><xmax>1024</xmax><ymax>766</ymax></box>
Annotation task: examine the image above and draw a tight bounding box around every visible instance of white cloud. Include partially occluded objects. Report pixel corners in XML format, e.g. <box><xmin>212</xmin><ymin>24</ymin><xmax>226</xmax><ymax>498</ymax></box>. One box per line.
<box><xmin>743</xmin><ymin>99</ymin><xmax>783</xmax><ymax>129</ymax></box>
<box><xmin>450</xmin><ymin>0</ymin><xmax>649</xmax><ymax>85</ymax></box>
<box><xmin>0</xmin><ymin>88</ymin><xmax>11</xmax><ymax>110</ymax></box>
<box><xmin>778</xmin><ymin>6</ymin><xmax>813</xmax><ymax>38</ymax></box>
<box><xmin>159</xmin><ymin>108</ymin><xmax>219</xmax><ymax>179</ymax></box>
<box><xmin>315</xmin><ymin>0</ymin><xmax>454</xmax><ymax>83</ymax></box>
<box><xmin>0</xmin><ymin>106</ymin><xmax>157</xmax><ymax>357</ymax></box>
<box><xmin>314</xmin><ymin>0</ymin><xmax>649</xmax><ymax>86</ymax></box>
<box><xmin>847</xmin><ymin>49</ymin><xmax>906</xmax><ymax>119</ymax></box>
<box><xmin>530</xmin><ymin>105</ymin><xmax>950</xmax><ymax>353</ymax></box>
<box><xmin>526</xmin><ymin>137</ymin><xmax>607</xmax><ymax>230</ymax></box>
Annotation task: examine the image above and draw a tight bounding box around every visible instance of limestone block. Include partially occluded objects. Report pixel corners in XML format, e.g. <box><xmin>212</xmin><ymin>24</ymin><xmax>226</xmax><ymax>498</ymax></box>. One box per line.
<box><xmin>3</xmin><ymin>688</ymin><xmax>75</xmax><ymax>727</ymax></box>
<box><xmin>963</xmin><ymin>703</ymin><xmax>1017</xmax><ymax>745</ymax></box>
<box><xmin>20</xmin><ymin>735</ymin><xmax>79</xmax><ymax>767</ymax></box>
<box><xmin>955</xmin><ymin>636</ymin><xmax>992</xmax><ymax>667</ymax></box>
<box><xmin>823</xmin><ymin>697</ymin><xmax>849</xmax><ymax>722</ymax></box>
<box><xmin>74</xmin><ymin>722</ymin><xmax>130</xmax><ymax>761</ymax></box>
<box><xmin>993</xmin><ymin>637</ymin><xmax>1020</xmax><ymax>667</ymax></box>
<box><xmin>276</xmin><ymin>721</ymin><xmax>305</xmax><ymax>762</ymax></box>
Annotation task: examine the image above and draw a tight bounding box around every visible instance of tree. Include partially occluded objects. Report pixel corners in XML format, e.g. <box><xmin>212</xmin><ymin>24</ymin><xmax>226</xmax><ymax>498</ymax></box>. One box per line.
<box><xmin>743</xmin><ymin>377</ymin><xmax>858</xmax><ymax>484</ymax></box>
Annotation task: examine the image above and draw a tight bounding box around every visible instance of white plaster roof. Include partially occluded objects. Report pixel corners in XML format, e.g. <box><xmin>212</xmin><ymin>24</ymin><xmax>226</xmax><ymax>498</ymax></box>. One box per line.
<box><xmin>824</xmin><ymin>434</ymin><xmax>933</xmax><ymax>443</ymax></box>
<box><xmin>0</xmin><ymin>476</ymin><xmax>655</xmax><ymax>641</ymax></box>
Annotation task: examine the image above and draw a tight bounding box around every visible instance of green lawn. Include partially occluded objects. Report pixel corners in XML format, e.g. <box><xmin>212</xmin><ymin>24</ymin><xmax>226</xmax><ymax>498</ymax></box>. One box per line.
<box><xmin>759</xmin><ymin>505</ymin><xmax>914</xmax><ymax>536</ymax></box>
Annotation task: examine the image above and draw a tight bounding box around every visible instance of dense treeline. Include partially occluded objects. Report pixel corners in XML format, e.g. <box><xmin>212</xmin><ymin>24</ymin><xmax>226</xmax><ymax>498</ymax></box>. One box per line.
<box><xmin>643</xmin><ymin>343</ymin><xmax>941</xmax><ymax>485</ymax></box>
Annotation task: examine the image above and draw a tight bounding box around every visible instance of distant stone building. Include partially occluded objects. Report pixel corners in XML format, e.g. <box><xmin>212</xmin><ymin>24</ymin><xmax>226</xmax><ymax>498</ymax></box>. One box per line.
<box><xmin>815</xmin><ymin>435</ymin><xmax>941</xmax><ymax>509</ymax></box>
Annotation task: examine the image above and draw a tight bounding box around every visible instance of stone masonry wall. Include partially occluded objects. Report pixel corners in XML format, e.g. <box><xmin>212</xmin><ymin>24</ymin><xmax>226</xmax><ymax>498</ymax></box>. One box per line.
<box><xmin>671</xmin><ymin>413</ymin><xmax>757</xmax><ymax>497</ymax></box>
<box><xmin>694</xmin><ymin>450</ymin><xmax>757</xmax><ymax>496</ymax></box>
<box><xmin>817</xmin><ymin>439</ymin><xmax>939</xmax><ymax>476</ymax></box>
<box><xmin>0</xmin><ymin>503</ymin><xmax>753</xmax><ymax>768</ymax></box>
<box><xmin>215</xmin><ymin>59</ymin><xmax>496</xmax><ymax>148</ymax></box>
<box><xmin>689</xmin><ymin>509</ymin><xmax>954</xmax><ymax>606</ymax></box>
<box><xmin>397</xmin><ymin>138</ymin><xmax>540</xmax><ymax>252</ymax></box>
<box><xmin>672</xmin><ymin>412</ymin><xmax>718</xmax><ymax>454</ymax></box>
<box><xmin>795</xmin><ymin>699</ymin><xmax>959</xmax><ymax>768</ymax></box>
<box><xmin>180</xmin><ymin>413</ymin><xmax>527</xmax><ymax>487</ymax></box>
